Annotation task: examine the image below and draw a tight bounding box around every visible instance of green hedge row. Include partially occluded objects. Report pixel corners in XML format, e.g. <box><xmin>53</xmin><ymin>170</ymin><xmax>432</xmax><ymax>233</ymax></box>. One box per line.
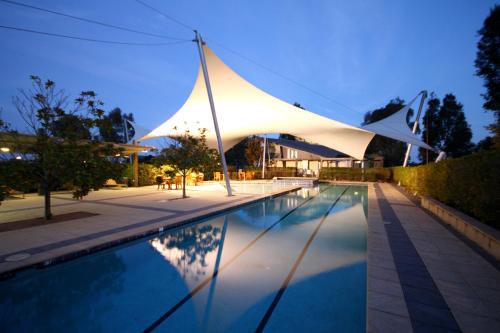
<box><xmin>318</xmin><ymin>151</ymin><xmax>499</xmax><ymax>228</ymax></box>
<box><xmin>319</xmin><ymin>167</ymin><xmax>392</xmax><ymax>182</ymax></box>
<box><xmin>391</xmin><ymin>150</ymin><xmax>499</xmax><ymax>228</ymax></box>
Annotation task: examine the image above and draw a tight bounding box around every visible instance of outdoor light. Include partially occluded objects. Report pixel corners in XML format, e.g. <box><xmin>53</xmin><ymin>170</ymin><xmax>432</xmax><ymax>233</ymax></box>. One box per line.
<box><xmin>1</xmin><ymin>147</ymin><xmax>10</xmax><ymax>152</ymax></box>
<box><xmin>115</xmin><ymin>153</ymin><xmax>121</xmax><ymax>157</ymax></box>
<box><xmin>15</xmin><ymin>156</ymin><xmax>22</xmax><ymax>160</ymax></box>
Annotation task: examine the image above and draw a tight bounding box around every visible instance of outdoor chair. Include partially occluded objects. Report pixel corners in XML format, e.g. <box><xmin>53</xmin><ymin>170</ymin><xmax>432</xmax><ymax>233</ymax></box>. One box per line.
<box><xmin>174</xmin><ymin>176</ymin><xmax>182</xmax><ymax>189</ymax></box>
<box><xmin>197</xmin><ymin>173</ymin><xmax>204</xmax><ymax>184</ymax></box>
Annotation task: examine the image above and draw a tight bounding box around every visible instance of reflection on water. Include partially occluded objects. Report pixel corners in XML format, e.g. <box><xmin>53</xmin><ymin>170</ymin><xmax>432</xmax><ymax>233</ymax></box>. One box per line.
<box><xmin>149</xmin><ymin>224</ymin><xmax>222</xmax><ymax>281</ymax></box>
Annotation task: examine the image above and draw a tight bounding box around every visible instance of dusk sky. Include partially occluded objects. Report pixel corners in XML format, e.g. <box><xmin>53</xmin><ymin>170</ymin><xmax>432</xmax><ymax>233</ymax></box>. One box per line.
<box><xmin>0</xmin><ymin>0</ymin><xmax>497</xmax><ymax>147</ymax></box>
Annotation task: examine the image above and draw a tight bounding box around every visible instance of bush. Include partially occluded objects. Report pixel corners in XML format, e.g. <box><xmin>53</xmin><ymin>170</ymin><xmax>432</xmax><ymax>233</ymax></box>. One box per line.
<box><xmin>391</xmin><ymin>150</ymin><xmax>500</xmax><ymax>228</ymax></box>
<box><xmin>123</xmin><ymin>163</ymin><xmax>161</xmax><ymax>186</ymax></box>
<box><xmin>319</xmin><ymin>167</ymin><xmax>391</xmax><ymax>182</ymax></box>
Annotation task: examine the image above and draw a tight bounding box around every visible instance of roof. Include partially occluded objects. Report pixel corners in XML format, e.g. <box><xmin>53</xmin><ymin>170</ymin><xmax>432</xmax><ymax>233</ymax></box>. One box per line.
<box><xmin>268</xmin><ymin>138</ymin><xmax>347</xmax><ymax>158</ymax></box>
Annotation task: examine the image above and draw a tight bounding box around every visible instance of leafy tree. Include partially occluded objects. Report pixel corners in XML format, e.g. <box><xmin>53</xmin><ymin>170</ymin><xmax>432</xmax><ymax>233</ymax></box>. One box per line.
<box><xmin>7</xmin><ymin>76</ymin><xmax>122</xmax><ymax>219</ymax></box>
<box><xmin>419</xmin><ymin>94</ymin><xmax>442</xmax><ymax>162</ymax></box>
<box><xmin>225</xmin><ymin>137</ymin><xmax>251</xmax><ymax>168</ymax></box>
<box><xmin>475</xmin><ymin>5</ymin><xmax>500</xmax><ymax>147</ymax></box>
<box><xmin>98</xmin><ymin>107</ymin><xmax>134</xmax><ymax>143</ymax></box>
<box><xmin>363</xmin><ymin>98</ymin><xmax>415</xmax><ymax>166</ymax></box>
<box><xmin>157</xmin><ymin>128</ymin><xmax>217</xmax><ymax>198</ymax></box>
<box><xmin>475</xmin><ymin>136</ymin><xmax>494</xmax><ymax>152</ymax></box>
<box><xmin>440</xmin><ymin>94</ymin><xmax>474</xmax><ymax>157</ymax></box>
<box><xmin>245</xmin><ymin>136</ymin><xmax>262</xmax><ymax>167</ymax></box>
<box><xmin>419</xmin><ymin>93</ymin><xmax>473</xmax><ymax>161</ymax></box>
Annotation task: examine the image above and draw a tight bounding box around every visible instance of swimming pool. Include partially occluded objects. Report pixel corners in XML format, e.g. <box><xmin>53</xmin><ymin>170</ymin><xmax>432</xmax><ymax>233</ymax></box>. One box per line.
<box><xmin>0</xmin><ymin>184</ymin><xmax>367</xmax><ymax>332</ymax></box>
<box><xmin>190</xmin><ymin>181</ymin><xmax>294</xmax><ymax>195</ymax></box>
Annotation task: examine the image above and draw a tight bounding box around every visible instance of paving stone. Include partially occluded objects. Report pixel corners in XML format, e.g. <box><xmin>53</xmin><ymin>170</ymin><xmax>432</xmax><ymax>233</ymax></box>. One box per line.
<box><xmin>367</xmin><ymin>309</ymin><xmax>412</xmax><ymax>333</ymax></box>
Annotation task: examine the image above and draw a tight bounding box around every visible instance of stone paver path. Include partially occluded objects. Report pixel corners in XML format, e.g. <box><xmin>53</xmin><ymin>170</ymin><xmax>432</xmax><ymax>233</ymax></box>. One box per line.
<box><xmin>367</xmin><ymin>183</ymin><xmax>500</xmax><ymax>333</ymax></box>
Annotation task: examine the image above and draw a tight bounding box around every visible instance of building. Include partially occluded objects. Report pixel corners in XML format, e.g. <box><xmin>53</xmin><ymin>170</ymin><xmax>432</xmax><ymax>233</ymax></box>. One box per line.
<box><xmin>268</xmin><ymin>138</ymin><xmax>383</xmax><ymax>176</ymax></box>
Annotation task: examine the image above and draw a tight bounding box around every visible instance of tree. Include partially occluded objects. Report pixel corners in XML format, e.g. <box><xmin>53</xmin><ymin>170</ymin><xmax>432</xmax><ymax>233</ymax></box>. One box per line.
<box><xmin>419</xmin><ymin>94</ymin><xmax>442</xmax><ymax>162</ymax></box>
<box><xmin>419</xmin><ymin>93</ymin><xmax>473</xmax><ymax>161</ymax></box>
<box><xmin>475</xmin><ymin>5</ymin><xmax>500</xmax><ymax>148</ymax></box>
<box><xmin>363</xmin><ymin>98</ymin><xmax>415</xmax><ymax>166</ymax></box>
<box><xmin>245</xmin><ymin>136</ymin><xmax>262</xmax><ymax>167</ymax></box>
<box><xmin>8</xmin><ymin>76</ymin><xmax>122</xmax><ymax>219</ymax></box>
<box><xmin>475</xmin><ymin>136</ymin><xmax>494</xmax><ymax>152</ymax></box>
<box><xmin>225</xmin><ymin>137</ymin><xmax>251</xmax><ymax>168</ymax></box>
<box><xmin>440</xmin><ymin>94</ymin><xmax>474</xmax><ymax>157</ymax></box>
<box><xmin>98</xmin><ymin>107</ymin><xmax>134</xmax><ymax>143</ymax></box>
<box><xmin>157</xmin><ymin>128</ymin><xmax>217</xmax><ymax>198</ymax></box>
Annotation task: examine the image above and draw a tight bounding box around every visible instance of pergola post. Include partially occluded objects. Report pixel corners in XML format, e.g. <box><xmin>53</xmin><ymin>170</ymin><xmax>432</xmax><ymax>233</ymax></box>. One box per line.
<box><xmin>194</xmin><ymin>31</ymin><xmax>232</xmax><ymax>196</ymax></box>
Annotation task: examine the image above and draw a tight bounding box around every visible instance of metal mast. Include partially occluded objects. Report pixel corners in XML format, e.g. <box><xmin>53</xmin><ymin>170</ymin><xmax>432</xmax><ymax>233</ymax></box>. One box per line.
<box><xmin>194</xmin><ymin>31</ymin><xmax>232</xmax><ymax>196</ymax></box>
<box><xmin>403</xmin><ymin>90</ymin><xmax>427</xmax><ymax>167</ymax></box>
<box><xmin>261</xmin><ymin>135</ymin><xmax>266</xmax><ymax>179</ymax></box>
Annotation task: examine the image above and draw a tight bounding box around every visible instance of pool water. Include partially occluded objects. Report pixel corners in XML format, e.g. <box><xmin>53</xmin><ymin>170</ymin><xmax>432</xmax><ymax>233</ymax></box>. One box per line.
<box><xmin>0</xmin><ymin>184</ymin><xmax>368</xmax><ymax>332</ymax></box>
<box><xmin>192</xmin><ymin>181</ymin><xmax>292</xmax><ymax>195</ymax></box>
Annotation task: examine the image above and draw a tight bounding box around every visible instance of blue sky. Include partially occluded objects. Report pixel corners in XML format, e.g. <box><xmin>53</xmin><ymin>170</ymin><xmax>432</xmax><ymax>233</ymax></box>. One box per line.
<box><xmin>0</xmin><ymin>0</ymin><xmax>497</xmax><ymax>147</ymax></box>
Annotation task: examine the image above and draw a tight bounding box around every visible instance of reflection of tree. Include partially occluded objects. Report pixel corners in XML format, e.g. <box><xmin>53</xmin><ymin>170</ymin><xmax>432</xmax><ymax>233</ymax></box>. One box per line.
<box><xmin>0</xmin><ymin>252</ymin><xmax>126</xmax><ymax>332</ymax></box>
<box><xmin>150</xmin><ymin>224</ymin><xmax>221</xmax><ymax>281</ymax></box>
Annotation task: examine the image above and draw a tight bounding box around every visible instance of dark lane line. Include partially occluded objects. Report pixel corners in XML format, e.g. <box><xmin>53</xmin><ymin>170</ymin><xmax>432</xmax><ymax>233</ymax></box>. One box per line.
<box><xmin>143</xmin><ymin>185</ymin><xmax>340</xmax><ymax>333</ymax></box>
<box><xmin>374</xmin><ymin>184</ymin><xmax>461</xmax><ymax>332</ymax></box>
<box><xmin>254</xmin><ymin>186</ymin><xmax>350</xmax><ymax>333</ymax></box>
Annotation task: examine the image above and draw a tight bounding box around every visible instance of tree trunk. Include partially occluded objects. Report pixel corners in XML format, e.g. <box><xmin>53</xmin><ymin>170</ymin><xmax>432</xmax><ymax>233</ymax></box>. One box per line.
<box><xmin>44</xmin><ymin>182</ymin><xmax>52</xmax><ymax>220</ymax></box>
<box><xmin>182</xmin><ymin>175</ymin><xmax>186</xmax><ymax>198</ymax></box>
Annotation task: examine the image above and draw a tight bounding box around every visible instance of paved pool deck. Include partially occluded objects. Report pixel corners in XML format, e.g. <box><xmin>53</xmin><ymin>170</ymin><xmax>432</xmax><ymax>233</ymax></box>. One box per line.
<box><xmin>0</xmin><ymin>182</ymin><xmax>498</xmax><ymax>332</ymax></box>
<box><xmin>367</xmin><ymin>183</ymin><xmax>500</xmax><ymax>333</ymax></box>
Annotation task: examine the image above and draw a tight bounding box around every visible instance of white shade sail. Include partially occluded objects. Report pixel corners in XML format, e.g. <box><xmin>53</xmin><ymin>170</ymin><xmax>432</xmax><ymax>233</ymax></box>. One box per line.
<box><xmin>141</xmin><ymin>45</ymin><xmax>433</xmax><ymax>160</ymax></box>
<box><xmin>362</xmin><ymin>96</ymin><xmax>435</xmax><ymax>152</ymax></box>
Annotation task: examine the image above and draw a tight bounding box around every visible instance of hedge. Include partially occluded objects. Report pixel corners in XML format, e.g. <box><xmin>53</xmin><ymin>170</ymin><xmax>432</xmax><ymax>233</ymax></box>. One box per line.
<box><xmin>319</xmin><ymin>167</ymin><xmax>392</xmax><ymax>182</ymax></box>
<box><xmin>317</xmin><ymin>151</ymin><xmax>499</xmax><ymax>228</ymax></box>
<box><xmin>123</xmin><ymin>163</ymin><xmax>160</xmax><ymax>186</ymax></box>
<box><xmin>391</xmin><ymin>150</ymin><xmax>499</xmax><ymax>229</ymax></box>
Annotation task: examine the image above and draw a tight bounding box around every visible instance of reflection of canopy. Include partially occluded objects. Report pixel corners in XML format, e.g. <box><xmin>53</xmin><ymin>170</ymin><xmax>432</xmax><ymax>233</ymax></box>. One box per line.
<box><xmin>141</xmin><ymin>45</ymin><xmax>433</xmax><ymax>160</ymax></box>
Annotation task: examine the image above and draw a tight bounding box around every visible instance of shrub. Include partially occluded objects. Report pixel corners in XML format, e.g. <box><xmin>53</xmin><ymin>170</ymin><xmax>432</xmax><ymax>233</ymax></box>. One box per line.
<box><xmin>123</xmin><ymin>163</ymin><xmax>161</xmax><ymax>186</ymax></box>
<box><xmin>319</xmin><ymin>167</ymin><xmax>391</xmax><ymax>182</ymax></box>
<box><xmin>391</xmin><ymin>150</ymin><xmax>499</xmax><ymax>228</ymax></box>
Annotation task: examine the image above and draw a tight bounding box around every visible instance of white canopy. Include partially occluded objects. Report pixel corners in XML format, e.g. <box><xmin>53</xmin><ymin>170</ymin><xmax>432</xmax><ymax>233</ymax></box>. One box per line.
<box><xmin>140</xmin><ymin>45</ymin><xmax>433</xmax><ymax>160</ymax></box>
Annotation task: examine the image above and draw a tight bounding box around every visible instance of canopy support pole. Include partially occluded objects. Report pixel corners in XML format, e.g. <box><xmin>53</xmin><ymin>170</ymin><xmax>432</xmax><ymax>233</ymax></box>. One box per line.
<box><xmin>403</xmin><ymin>90</ymin><xmax>427</xmax><ymax>167</ymax></box>
<box><xmin>262</xmin><ymin>135</ymin><xmax>266</xmax><ymax>179</ymax></box>
<box><xmin>194</xmin><ymin>31</ymin><xmax>232</xmax><ymax>196</ymax></box>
